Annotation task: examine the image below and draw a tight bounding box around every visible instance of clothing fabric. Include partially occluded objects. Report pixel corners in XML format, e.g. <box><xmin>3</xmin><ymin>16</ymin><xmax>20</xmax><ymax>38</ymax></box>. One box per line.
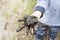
<box><xmin>35</xmin><ymin>22</ymin><xmax>59</xmax><ymax>40</ymax></box>
<box><xmin>35</xmin><ymin>0</ymin><xmax>60</xmax><ymax>26</ymax></box>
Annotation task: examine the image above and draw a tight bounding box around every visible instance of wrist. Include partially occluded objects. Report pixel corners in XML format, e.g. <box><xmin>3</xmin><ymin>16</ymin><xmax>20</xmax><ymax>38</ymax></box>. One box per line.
<box><xmin>31</xmin><ymin>11</ymin><xmax>42</xmax><ymax>19</ymax></box>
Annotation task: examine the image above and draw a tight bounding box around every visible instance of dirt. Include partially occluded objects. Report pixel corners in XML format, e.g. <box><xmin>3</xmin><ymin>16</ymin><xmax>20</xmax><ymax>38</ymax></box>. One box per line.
<box><xmin>0</xmin><ymin>0</ymin><xmax>60</xmax><ymax>40</ymax></box>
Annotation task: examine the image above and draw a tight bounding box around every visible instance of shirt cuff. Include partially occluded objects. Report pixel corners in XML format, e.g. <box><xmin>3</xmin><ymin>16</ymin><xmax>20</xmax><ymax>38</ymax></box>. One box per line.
<box><xmin>35</xmin><ymin>6</ymin><xmax>45</xmax><ymax>14</ymax></box>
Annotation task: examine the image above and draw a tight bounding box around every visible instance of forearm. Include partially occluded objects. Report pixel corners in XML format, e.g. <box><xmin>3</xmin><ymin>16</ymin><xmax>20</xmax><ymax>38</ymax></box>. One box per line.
<box><xmin>31</xmin><ymin>11</ymin><xmax>42</xmax><ymax>19</ymax></box>
<box><xmin>31</xmin><ymin>6</ymin><xmax>45</xmax><ymax>19</ymax></box>
<box><xmin>31</xmin><ymin>0</ymin><xmax>49</xmax><ymax>19</ymax></box>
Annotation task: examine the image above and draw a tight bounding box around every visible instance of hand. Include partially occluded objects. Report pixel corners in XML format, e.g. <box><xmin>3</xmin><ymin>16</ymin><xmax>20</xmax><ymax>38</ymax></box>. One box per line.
<box><xmin>31</xmin><ymin>11</ymin><xmax>42</xmax><ymax>19</ymax></box>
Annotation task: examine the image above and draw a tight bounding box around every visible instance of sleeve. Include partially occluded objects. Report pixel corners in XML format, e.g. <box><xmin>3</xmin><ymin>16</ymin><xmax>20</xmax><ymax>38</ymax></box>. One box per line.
<box><xmin>34</xmin><ymin>0</ymin><xmax>49</xmax><ymax>14</ymax></box>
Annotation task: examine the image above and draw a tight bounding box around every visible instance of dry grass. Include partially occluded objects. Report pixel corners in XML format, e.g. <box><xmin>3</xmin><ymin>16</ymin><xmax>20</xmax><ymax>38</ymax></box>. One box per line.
<box><xmin>0</xmin><ymin>0</ymin><xmax>36</xmax><ymax>40</ymax></box>
<box><xmin>0</xmin><ymin>0</ymin><xmax>60</xmax><ymax>40</ymax></box>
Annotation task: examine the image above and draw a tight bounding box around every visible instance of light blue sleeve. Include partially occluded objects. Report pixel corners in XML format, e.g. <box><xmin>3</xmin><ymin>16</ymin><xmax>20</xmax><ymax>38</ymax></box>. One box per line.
<box><xmin>34</xmin><ymin>0</ymin><xmax>49</xmax><ymax>13</ymax></box>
